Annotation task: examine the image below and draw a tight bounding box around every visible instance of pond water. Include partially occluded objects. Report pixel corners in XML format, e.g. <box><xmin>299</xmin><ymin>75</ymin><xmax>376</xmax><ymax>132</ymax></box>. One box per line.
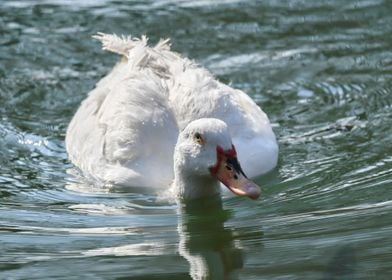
<box><xmin>1</xmin><ymin>0</ymin><xmax>391</xmax><ymax>279</ymax></box>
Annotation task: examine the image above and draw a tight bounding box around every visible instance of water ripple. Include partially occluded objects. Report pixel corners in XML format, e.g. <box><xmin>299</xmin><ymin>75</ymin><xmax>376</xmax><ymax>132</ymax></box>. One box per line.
<box><xmin>1</xmin><ymin>0</ymin><xmax>392</xmax><ymax>279</ymax></box>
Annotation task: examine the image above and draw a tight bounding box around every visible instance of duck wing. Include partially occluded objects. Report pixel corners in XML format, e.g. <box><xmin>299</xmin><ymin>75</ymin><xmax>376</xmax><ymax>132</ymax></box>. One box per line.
<box><xmin>66</xmin><ymin>61</ymin><xmax>178</xmax><ymax>187</ymax></box>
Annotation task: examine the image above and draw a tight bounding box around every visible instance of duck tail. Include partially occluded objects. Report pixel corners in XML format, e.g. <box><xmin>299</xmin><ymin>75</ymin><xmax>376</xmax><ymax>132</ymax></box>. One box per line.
<box><xmin>93</xmin><ymin>32</ymin><xmax>149</xmax><ymax>57</ymax></box>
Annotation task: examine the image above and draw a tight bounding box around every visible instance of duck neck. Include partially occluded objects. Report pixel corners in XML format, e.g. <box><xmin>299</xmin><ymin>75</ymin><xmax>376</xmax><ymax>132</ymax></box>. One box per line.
<box><xmin>174</xmin><ymin>168</ymin><xmax>221</xmax><ymax>200</ymax></box>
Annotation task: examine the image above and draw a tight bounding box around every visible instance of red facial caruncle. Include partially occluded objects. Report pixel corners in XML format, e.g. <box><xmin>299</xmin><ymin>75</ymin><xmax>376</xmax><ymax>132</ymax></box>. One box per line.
<box><xmin>209</xmin><ymin>144</ymin><xmax>261</xmax><ymax>199</ymax></box>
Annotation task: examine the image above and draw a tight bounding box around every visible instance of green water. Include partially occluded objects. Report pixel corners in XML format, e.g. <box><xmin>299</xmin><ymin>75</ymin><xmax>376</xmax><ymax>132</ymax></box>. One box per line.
<box><xmin>1</xmin><ymin>1</ymin><xmax>391</xmax><ymax>279</ymax></box>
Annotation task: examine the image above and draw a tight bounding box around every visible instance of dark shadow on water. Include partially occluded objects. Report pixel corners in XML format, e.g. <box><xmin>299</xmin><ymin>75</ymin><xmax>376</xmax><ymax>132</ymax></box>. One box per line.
<box><xmin>322</xmin><ymin>245</ymin><xmax>356</xmax><ymax>280</ymax></box>
<box><xmin>178</xmin><ymin>195</ymin><xmax>245</xmax><ymax>280</ymax></box>
<box><xmin>116</xmin><ymin>272</ymin><xmax>192</xmax><ymax>280</ymax></box>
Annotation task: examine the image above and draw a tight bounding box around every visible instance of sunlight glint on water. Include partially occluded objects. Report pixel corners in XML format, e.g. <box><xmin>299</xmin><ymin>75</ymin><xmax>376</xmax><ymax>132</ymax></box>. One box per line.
<box><xmin>0</xmin><ymin>0</ymin><xmax>391</xmax><ymax>279</ymax></box>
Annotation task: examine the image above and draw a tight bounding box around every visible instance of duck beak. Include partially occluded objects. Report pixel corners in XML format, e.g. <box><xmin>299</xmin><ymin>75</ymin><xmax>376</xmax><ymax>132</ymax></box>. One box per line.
<box><xmin>209</xmin><ymin>145</ymin><xmax>261</xmax><ymax>200</ymax></box>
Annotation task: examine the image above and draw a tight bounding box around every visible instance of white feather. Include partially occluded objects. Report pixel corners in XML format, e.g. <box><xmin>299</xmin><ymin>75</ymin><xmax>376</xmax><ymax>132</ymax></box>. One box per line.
<box><xmin>66</xmin><ymin>33</ymin><xmax>278</xmax><ymax>192</ymax></box>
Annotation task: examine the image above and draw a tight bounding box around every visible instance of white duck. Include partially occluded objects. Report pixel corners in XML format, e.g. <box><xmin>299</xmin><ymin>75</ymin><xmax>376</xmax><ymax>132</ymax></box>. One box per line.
<box><xmin>65</xmin><ymin>33</ymin><xmax>278</xmax><ymax>200</ymax></box>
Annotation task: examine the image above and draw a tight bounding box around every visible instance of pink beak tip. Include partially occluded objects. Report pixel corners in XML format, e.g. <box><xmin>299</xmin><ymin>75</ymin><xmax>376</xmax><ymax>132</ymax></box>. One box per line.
<box><xmin>244</xmin><ymin>182</ymin><xmax>261</xmax><ymax>200</ymax></box>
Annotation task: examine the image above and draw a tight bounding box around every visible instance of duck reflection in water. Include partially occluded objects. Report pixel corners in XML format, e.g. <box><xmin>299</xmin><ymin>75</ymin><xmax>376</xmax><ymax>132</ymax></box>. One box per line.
<box><xmin>177</xmin><ymin>195</ymin><xmax>244</xmax><ymax>280</ymax></box>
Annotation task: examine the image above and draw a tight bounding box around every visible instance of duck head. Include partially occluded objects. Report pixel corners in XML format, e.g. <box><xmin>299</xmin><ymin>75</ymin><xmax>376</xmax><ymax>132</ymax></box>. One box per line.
<box><xmin>173</xmin><ymin>118</ymin><xmax>261</xmax><ymax>200</ymax></box>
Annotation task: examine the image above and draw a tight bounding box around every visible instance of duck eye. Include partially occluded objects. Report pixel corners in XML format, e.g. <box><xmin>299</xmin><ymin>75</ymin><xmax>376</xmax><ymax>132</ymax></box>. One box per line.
<box><xmin>193</xmin><ymin>132</ymin><xmax>204</xmax><ymax>145</ymax></box>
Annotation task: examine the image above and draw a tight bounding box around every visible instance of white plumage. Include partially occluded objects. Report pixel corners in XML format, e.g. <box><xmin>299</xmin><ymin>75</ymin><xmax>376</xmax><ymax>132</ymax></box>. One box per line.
<box><xmin>66</xmin><ymin>33</ymin><xmax>278</xmax><ymax>197</ymax></box>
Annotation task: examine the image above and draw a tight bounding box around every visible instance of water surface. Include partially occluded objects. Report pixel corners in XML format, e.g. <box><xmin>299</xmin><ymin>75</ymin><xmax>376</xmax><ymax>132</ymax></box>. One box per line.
<box><xmin>1</xmin><ymin>0</ymin><xmax>391</xmax><ymax>279</ymax></box>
